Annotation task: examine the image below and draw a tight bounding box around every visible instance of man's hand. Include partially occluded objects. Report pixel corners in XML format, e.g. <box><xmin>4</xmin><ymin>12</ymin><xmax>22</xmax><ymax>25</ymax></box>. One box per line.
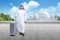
<box><xmin>25</xmin><ymin>21</ymin><xmax>26</xmax><ymax>23</ymax></box>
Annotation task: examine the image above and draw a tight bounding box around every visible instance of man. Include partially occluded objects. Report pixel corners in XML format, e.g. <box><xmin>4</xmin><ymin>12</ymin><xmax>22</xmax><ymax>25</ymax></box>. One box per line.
<box><xmin>16</xmin><ymin>5</ymin><xmax>27</xmax><ymax>36</ymax></box>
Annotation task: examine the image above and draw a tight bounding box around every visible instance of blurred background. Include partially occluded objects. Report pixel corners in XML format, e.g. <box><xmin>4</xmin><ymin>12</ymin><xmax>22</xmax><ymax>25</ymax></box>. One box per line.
<box><xmin>0</xmin><ymin>0</ymin><xmax>60</xmax><ymax>22</ymax></box>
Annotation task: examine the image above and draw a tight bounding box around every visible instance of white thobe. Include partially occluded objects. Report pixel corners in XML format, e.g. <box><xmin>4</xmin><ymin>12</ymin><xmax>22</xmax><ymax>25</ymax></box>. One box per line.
<box><xmin>15</xmin><ymin>10</ymin><xmax>27</xmax><ymax>33</ymax></box>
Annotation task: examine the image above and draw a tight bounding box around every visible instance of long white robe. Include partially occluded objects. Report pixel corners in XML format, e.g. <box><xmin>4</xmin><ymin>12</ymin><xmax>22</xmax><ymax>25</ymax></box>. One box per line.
<box><xmin>15</xmin><ymin>10</ymin><xmax>27</xmax><ymax>33</ymax></box>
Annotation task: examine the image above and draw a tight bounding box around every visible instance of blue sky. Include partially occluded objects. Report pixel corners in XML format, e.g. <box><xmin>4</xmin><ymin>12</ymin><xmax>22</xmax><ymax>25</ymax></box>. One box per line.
<box><xmin>0</xmin><ymin>0</ymin><xmax>60</xmax><ymax>18</ymax></box>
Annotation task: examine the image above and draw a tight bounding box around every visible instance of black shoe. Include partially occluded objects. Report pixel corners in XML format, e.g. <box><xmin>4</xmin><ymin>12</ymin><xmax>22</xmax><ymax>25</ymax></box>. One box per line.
<box><xmin>10</xmin><ymin>35</ymin><xmax>15</xmax><ymax>37</ymax></box>
<box><xmin>22</xmin><ymin>33</ymin><xmax>24</xmax><ymax>37</ymax></box>
<box><xmin>20</xmin><ymin>32</ymin><xmax>22</xmax><ymax>35</ymax></box>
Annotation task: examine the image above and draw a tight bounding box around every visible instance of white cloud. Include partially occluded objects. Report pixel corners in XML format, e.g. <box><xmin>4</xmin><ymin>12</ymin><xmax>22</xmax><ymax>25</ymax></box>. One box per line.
<box><xmin>46</xmin><ymin>2</ymin><xmax>60</xmax><ymax>14</ymax></box>
<box><xmin>21</xmin><ymin>0</ymin><xmax>40</xmax><ymax>11</ymax></box>
<box><xmin>29</xmin><ymin>13</ymin><xmax>39</xmax><ymax>20</ymax></box>
<box><xmin>33</xmin><ymin>14</ymin><xmax>39</xmax><ymax>20</ymax></box>
<box><xmin>28</xmin><ymin>2</ymin><xmax>60</xmax><ymax>21</ymax></box>
<box><xmin>47</xmin><ymin>7</ymin><xmax>56</xmax><ymax>13</ymax></box>
<box><xmin>9</xmin><ymin>6</ymin><xmax>18</xmax><ymax>13</ymax></box>
<box><xmin>39</xmin><ymin>8</ymin><xmax>50</xmax><ymax>18</ymax></box>
<box><xmin>29</xmin><ymin>8</ymin><xmax>56</xmax><ymax>21</ymax></box>
<box><xmin>8</xmin><ymin>6</ymin><xmax>18</xmax><ymax>18</ymax></box>
<box><xmin>28</xmin><ymin>1</ymin><xmax>39</xmax><ymax>7</ymax></box>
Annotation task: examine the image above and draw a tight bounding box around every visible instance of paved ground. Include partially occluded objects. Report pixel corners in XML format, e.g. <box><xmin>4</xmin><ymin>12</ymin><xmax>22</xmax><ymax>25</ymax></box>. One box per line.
<box><xmin>0</xmin><ymin>22</ymin><xmax>60</xmax><ymax>40</ymax></box>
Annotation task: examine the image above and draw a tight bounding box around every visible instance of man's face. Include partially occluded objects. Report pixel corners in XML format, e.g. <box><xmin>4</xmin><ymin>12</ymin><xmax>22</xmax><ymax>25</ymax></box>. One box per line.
<box><xmin>19</xmin><ymin>5</ymin><xmax>24</xmax><ymax>10</ymax></box>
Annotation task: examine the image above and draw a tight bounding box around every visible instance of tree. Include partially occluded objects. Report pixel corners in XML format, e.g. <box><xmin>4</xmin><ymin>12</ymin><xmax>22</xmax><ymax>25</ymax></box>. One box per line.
<box><xmin>0</xmin><ymin>13</ymin><xmax>14</xmax><ymax>21</ymax></box>
<box><xmin>55</xmin><ymin>15</ymin><xmax>60</xmax><ymax>21</ymax></box>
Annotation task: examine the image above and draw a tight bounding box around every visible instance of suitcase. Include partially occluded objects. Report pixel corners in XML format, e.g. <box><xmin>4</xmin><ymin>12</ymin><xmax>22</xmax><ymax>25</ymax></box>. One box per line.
<box><xmin>10</xmin><ymin>22</ymin><xmax>17</xmax><ymax>36</ymax></box>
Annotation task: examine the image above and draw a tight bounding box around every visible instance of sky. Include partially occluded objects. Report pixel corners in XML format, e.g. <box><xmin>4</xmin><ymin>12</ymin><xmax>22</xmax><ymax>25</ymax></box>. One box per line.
<box><xmin>0</xmin><ymin>0</ymin><xmax>60</xmax><ymax>18</ymax></box>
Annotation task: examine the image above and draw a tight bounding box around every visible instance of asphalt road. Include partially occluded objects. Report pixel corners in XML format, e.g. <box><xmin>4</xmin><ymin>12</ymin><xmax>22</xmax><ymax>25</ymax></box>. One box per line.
<box><xmin>0</xmin><ymin>22</ymin><xmax>60</xmax><ymax>40</ymax></box>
